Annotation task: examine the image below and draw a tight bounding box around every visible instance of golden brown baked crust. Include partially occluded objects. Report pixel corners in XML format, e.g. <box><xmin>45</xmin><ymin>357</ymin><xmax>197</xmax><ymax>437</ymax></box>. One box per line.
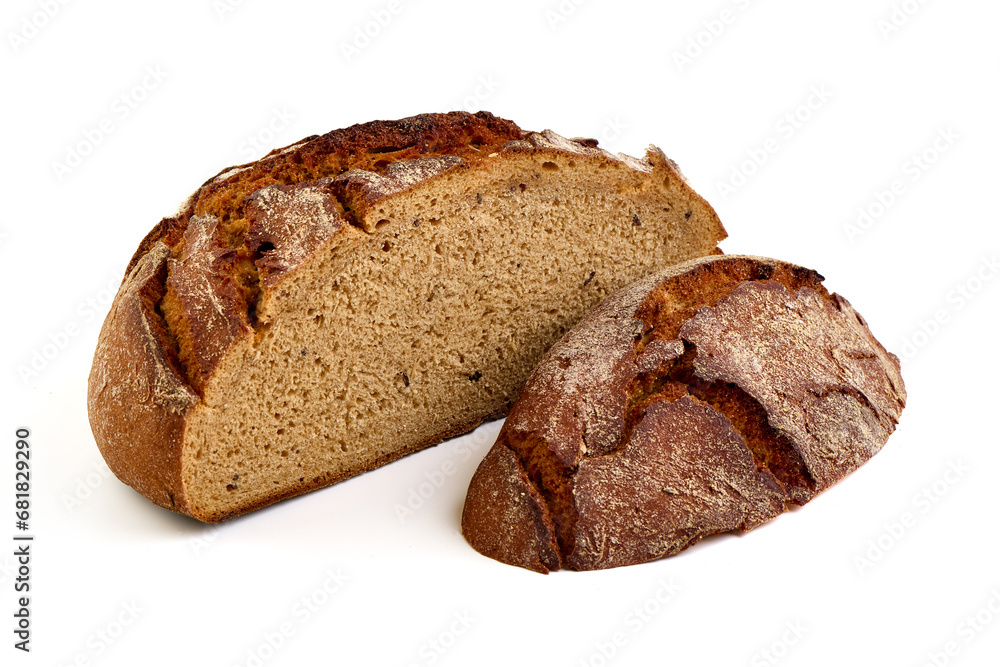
<box><xmin>88</xmin><ymin>243</ymin><xmax>197</xmax><ymax>512</ymax></box>
<box><xmin>123</xmin><ymin>112</ymin><xmax>525</xmax><ymax>276</ymax></box>
<box><xmin>88</xmin><ymin>111</ymin><xmax>726</xmax><ymax>521</ymax></box>
<box><xmin>461</xmin><ymin>255</ymin><xmax>906</xmax><ymax>572</ymax></box>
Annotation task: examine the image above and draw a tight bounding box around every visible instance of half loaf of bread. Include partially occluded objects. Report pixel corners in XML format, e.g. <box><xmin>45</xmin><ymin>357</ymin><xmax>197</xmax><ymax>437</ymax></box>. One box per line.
<box><xmin>462</xmin><ymin>255</ymin><xmax>906</xmax><ymax>572</ymax></box>
<box><xmin>87</xmin><ymin>111</ymin><xmax>726</xmax><ymax>522</ymax></box>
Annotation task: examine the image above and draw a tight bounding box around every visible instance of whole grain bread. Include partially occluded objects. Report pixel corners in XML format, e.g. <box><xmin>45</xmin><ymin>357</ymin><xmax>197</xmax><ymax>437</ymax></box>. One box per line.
<box><xmin>88</xmin><ymin>111</ymin><xmax>726</xmax><ymax>522</ymax></box>
<box><xmin>461</xmin><ymin>255</ymin><xmax>906</xmax><ymax>572</ymax></box>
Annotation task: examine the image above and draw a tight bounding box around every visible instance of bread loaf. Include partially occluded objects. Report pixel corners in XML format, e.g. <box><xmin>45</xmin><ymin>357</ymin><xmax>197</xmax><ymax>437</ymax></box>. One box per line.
<box><xmin>461</xmin><ymin>255</ymin><xmax>906</xmax><ymax>572</ymax></box>
<box><xmin>87</xmin><ymin>111</ymin><xmax>726</xmax><ymax>522</ymax></box>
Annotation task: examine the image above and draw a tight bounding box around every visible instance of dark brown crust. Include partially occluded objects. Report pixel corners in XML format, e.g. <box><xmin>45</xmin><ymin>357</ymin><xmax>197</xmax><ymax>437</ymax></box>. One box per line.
<box><xmin>461</xmin><ymin>255</ymin><xmax>906</xmax><ymax>572</ymax></box>
<box><xmin>679</xmin><ymin>282</ymin><xmax>905</xmax><ymax>494</ymax></box>
<box><xmin>461</xmin><ymin>444</ymin><xmax>562</xmax><ymax>573</ymax></box>
<box><xmin>195</xmin><ymin>111</ymin><xmax>523</xmax><ymax>215</ymax></box>
<box><xmin>244</xmin><ymin>179</ymin><xmax>349</xmax><ymax>289</ymax></box>
<box><xmin>162</xmin><ymin>215</ymin><xmax>254</xmax><ymax>394</ymax></box>
<box><xmin>88</xmin><ymin>111</ymin><xmax>725</xmax><ymax>522</ymax></box>
<box><xmin>569</xmin><ymin>396</ymin><xmax>787</xmax><ymax>569</ymax></box>
<box><xmin>88</xmin><ymin>243</ymin><xmax>198</xmax><ymax>514</ymax></box>
<box><xmin>123</xmin><ymin>113</ymin><xmax>523</xmax><ymax>279</ymax></box>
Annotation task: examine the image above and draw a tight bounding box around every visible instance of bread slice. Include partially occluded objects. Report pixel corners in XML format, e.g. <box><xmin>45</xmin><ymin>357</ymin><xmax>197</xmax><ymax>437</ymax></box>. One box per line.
<box><xmin>462</xmin><ymin>255</ymin><xmax>906</xmax><ymax>572</ymax></box>
<box><xmin>88</xmin><ymin>111</ymin><xmax>726</xmax><ymax>522</ymax></box>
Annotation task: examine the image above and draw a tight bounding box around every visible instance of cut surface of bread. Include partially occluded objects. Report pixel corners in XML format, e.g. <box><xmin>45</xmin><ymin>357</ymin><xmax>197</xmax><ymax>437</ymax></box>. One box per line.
<box><xmin>88</xmin><ymin>111</ymin><xmax>726</xmax><ymax>522</ymax></box>
<box><xmin>461</xmin><ymin>255</ymin><xmax>906</xmax><ymax>572</ymax></box>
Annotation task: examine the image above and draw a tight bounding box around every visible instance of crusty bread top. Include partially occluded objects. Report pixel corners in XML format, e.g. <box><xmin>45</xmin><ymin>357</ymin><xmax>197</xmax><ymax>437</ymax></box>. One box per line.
<box><xmin>127</xmin><ymin>112</ymin><xmax>523</xmax><ymax>275</ymax></box>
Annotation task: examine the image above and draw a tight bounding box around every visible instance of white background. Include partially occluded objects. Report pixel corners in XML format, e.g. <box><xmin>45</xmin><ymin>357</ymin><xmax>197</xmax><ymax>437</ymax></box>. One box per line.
<box><xmin>2</xmin><ymin>0</ymin><xmax>998</xmax><ymax>665</ymax></box>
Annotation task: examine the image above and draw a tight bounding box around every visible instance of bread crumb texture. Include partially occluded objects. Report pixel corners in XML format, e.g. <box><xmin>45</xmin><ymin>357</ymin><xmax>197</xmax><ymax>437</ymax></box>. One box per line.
<box><xmin>87</xmin><ymin>111</ymin><xmax>726</xmax><ymax>521</ymax></box>
<box><xmin>461</xmin><ymin>255</ymin><xmax>906</xmax><ymax>572</ymax></box>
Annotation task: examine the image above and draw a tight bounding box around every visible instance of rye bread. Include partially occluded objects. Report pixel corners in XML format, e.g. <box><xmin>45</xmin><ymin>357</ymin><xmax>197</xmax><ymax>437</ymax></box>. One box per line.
<box><xmin>87</xmin><ymin>111</ymin><xmax>726</xmax><ymax>522</ymax></box>
<box><xmin>461</xmin><ymin>255</ymin><xmax>906</xmax><ymax>572</ymax></box>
